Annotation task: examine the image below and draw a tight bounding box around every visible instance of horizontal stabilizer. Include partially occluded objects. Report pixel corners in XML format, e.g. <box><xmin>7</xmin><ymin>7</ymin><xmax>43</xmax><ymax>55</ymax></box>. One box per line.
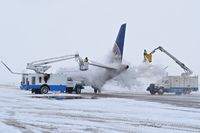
<box><xmin>88</xmin><ymin>60</ymin><xmax>118</xmax><ymax>70</ymax></box>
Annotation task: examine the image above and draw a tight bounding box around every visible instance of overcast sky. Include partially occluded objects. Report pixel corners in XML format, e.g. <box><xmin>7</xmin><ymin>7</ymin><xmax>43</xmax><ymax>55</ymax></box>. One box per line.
<box><xmin>0</xmin><ymin>0</ymin><xmax>199</xmax><ymax>84</ymax></box>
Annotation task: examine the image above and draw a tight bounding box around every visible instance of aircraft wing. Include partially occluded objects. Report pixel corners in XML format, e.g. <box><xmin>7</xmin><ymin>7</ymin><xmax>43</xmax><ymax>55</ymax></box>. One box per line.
<box><xmin>88</xmin><ymin>60</ymin><xmax>119</xmax><ymax>70</ymax></box>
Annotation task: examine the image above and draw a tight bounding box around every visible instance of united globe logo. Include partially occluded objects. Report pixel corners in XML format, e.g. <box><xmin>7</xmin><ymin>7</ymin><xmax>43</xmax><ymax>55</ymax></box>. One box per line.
<box><xmin>112</xmin><ymin>43</ymin><xmax>122</xmax><ymax>60</ymax></box>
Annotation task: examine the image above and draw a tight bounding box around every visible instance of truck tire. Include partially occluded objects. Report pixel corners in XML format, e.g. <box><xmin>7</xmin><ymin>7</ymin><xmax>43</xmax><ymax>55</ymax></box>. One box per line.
<box><xmin>94</xmin><ymin>89</ymin><xmax>98</xmax><ymax>94</ymax></box>
<box><xmin>76</xmin><ymin>86</ymin><xmax>81</xmax><ymax>94</ymax></box>
<box><xmin>150</xmin><ymin>90</ymin><xmax>156</xmax><ymax>95</ymax></box>
<box><xmin>34</xmin><ymin>89</ymin><xmax>41</xmax><ymax>94</ymax></box>
<box><xmin>185</xmin><ymin>89</ymin><xmax>191</xmax><ymax>94</ymax></box>
<box><xmin>158</xmin><ymin>88</ymin><xmax>164</xmax><ymax>95</ymax></box>
<box><xmin>187</xmin><ymin>90</ymin><xmax>191</xmax><ymax>94</ymax></box>
<box><xmin>67</xmin><ymin>87</ymin><xmax>73</xmax><ymax>93</ymax></box>
<box><xmin>94</xmin><ymin>89</ymin><xmax>101</xmax><ymax>94</ymax></box>
<box><xmin>31</xmin><ymin>89</ymin><xmax>35</xmax><ymax>93</ymax></box>
<box><xmin>175</xmin><ymin>92</ymin><xmax>182</xmax><ymax>95</ymax></box>
<box><xmin>40</xmin><ymin>85</ymin><xmax>49</xmax><ymax>94</ymax></box>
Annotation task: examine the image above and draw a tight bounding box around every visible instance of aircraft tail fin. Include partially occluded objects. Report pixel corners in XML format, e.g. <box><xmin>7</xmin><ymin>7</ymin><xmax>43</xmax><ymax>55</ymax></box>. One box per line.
<box><xmin>112</xmin><ymin>23</ymin><xmax>126</xmax><ymax>63</ymax></box>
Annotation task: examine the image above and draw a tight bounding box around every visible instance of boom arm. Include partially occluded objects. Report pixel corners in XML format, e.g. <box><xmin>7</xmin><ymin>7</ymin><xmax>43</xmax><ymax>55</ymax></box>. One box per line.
<box><xmin>150</xmin><ymin>46</ymin><xmax>193</xmax><ymax>75</ymax></box>
<box><xmin>2</xmin><ymin>53</ymin><xmax>119</xmax><ymax>75</ymax></box>
<box><xmin>26</xmin><ymin>54</ymin><xmax>89</xmax><ymax>73</ymax></box>
<box><xmin>26</xmin><ymin>54</ymin><xmax>119</xmax><ymax>73</ymax></box>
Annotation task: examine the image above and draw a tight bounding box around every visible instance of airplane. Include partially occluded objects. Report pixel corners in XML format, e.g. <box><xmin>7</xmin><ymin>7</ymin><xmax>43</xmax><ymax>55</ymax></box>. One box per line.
<box><xmin>59</xmin><ymin>23</ymin><xmax>129</xmax><ymax>93</ymax></box>
<box><xmin>2</xmin><ymin>23</ymin><xmax>129</xmax><ymax>94</ymax></box>
<box><xmin>89</xmin><ymin>23</ymin><xmax>128</xmax><ymax>93</ymax></box>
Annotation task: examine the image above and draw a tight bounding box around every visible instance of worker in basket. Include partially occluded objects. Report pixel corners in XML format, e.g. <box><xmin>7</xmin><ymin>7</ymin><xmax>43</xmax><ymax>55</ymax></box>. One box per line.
<box><xmin>143</xmin><ymin>49</ymin><xmax>152</xmax><ymax>63</ymax></box>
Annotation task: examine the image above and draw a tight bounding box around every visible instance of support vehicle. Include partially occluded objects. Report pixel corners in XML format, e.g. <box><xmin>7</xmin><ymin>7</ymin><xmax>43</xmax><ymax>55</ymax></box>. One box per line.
<box><xmin>144</xmin><ymin>46</ymin><xmax>198</xmax><ymax>95</ymax></box>
<box><xmin>20</xmin><ymin>73</ymin><xmax>84</xmax><ymax>94</ymax></box>
<box><xmin>2</xmin><ymin>54</ymin><xmax>88</xmax><ymax>94</ymax></box>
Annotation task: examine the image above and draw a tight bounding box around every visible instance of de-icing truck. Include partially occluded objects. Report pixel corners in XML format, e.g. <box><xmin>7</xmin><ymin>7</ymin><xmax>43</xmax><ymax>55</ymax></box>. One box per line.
<box><xmin>2</xmin><ymin>53</ymin><xmax>116</xmax><ymax>94</ymax></box>
<box><xmin>20</xmin><ymin>73</ymin><xmax>84</xmax><ymax>94</ymax></box>
<box><xmin>144</xmin><ymin>46</ymin><xmax>198</xmax><ymax>95</ymax></box>
<box><xmin>2</xmin><ymin>54</ymin><xmax>88</xmax><ymax>94</ymax></box>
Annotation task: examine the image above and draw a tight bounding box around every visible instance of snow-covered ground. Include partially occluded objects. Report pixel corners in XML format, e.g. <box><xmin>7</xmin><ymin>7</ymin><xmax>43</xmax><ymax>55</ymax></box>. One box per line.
<box><xmin>0</xmin><ymin>86</ymin><xmax>200</xmax><ymax>133</ymax></box>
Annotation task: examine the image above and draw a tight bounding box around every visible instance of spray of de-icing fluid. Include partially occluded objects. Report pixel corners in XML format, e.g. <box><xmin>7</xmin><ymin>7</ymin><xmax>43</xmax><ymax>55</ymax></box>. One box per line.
<box><xmin>57</xmin><ymin>60</ymin><xmax>166</xmax><ymax>92</ymax></box>
<box><xmin>104</xmin><ymin>62</ymin><xmax>166</xmax><ymax>92</ymax></box>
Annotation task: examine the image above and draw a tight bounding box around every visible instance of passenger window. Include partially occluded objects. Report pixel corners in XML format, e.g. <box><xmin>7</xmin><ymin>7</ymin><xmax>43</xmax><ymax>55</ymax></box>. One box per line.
<box><xmin>39</xmin><ymin>77</ymin><xmax>42</xmax><ymax>83</ymax></box>
<box><xmin>32</xmin><ymin>77</ymin><xmax>36</xmax><ymax>85</ymax></box>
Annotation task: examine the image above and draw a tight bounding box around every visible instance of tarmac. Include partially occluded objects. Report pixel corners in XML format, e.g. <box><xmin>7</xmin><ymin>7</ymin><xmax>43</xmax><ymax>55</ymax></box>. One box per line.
<box><xmin>81</xmin><ymin>92</ymin><xmax>200</xmax><ymax>109</ymax></box>
<box><xmin>31</xmin><ymin>91</ymin><xmax>200</xmax><ymax>109</ymax></box>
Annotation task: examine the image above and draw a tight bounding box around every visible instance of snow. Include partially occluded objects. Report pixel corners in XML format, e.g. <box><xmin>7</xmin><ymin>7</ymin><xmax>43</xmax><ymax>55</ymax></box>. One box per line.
<box><xmin>0</xmin><ymin>122</ymin><xmax>21</xmax><ymax>133</ymax></box>
<box><xmin>0</xmin><ymin>86</ymin><xmax>200</xmax><ymax>133</ymax></box>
